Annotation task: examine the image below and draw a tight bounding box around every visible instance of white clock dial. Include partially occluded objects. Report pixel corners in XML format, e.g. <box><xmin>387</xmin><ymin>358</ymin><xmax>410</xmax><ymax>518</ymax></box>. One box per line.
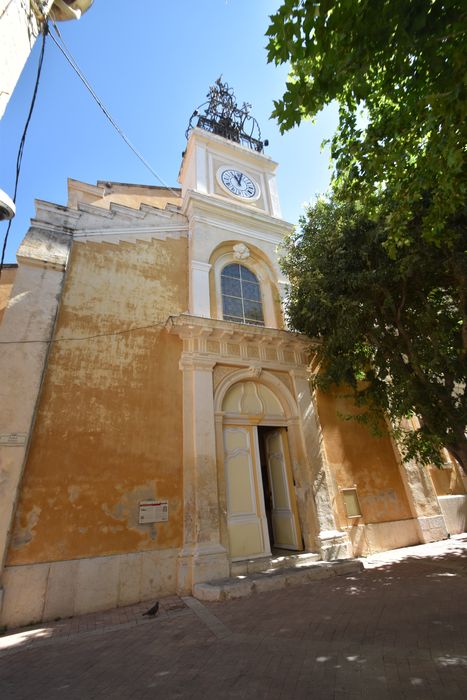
<box><xmin>217</xmin><ymin>167</ymin><xmax>260</xmax><ymax>200</ymax></box>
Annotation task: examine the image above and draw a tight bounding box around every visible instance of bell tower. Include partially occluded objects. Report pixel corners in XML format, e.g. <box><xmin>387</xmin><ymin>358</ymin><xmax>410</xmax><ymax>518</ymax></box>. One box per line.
<box><xmin>179</xmin><ymin>78</ymin><xmax>282</xmax><ymax>218</ymax></box>
<box><xmin>178</xmin><ymin>79</ymin><xmax>291</xmax><ymax>322</ymax></box>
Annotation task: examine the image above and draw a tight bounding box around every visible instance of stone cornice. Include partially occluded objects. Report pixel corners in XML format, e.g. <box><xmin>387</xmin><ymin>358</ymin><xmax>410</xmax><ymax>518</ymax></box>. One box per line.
<box><xmin>73</xmin><ymin>225</ymin><xmax>189</xmax><ymax>240</ymax></box>
<box><xmin>166</xmin><ymin>314</ymin><xmax>317</xmax><ymax>369</ymax></box>
<box><xmin>16</xmin><ymin>226</ymin><xmax>73</xmax><ymax>271</ymax></box>
<box><xmin>167</xmin><ymin>314</ymin><xmax>309</xmax><ymax>343</ymax></box>
<box><xmin>33</xmin><ymin>198</ymin><xmax>186</xmax><ymax>230</ymax></box>
<box><xmin>189</xmin><ymin>213</ymin><xmax>285</xmax><ymax>248</ymax></box>
<box><xmin>181</xmin><ymin>190</ymin><xmax>293</xmax><ymax>240</ymax></box>
<box><xmin>191</xmin><ymin>260</ymin><xmax>212</xmax><ymax>272</ymax></box>
<box><xmin>179</xmin><ymin>355</ymin><xmax>217</xmax><ymax>372</ymax></box>
<box><xmin>35</xmin><ymin>200</ymin><xmax>82</xmax><ymax>219</ymax></box>
<box><xmin>25</xmin><ymin>196</ymin><xmax>188</xmax><ymax>249</ymax></box>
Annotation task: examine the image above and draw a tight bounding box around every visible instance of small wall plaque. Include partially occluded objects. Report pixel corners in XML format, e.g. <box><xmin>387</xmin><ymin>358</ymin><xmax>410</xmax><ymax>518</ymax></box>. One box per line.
<box><xmin>0</xmin><ymin>433</ymin><xmax>27</xmax><ymax>446</ymax></box>
<box><xmin>139</xmin><ymin>500</ymin><xmax>168</xmax><ymax>524</ymax></box>
<box><xmin>341</xmin><ymin>487</ymin><xmax>362</xmax><ymax>518</ymax></box>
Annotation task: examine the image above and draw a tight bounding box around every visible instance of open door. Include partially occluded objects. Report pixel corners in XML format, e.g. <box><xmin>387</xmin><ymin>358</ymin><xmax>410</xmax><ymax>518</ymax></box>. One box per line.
<box><xmin>223</xmin><ymin>426</ymin><xmax>270</xmax><ymax>560</ymax></box>
<box><xmin>264</xmin><ymin>428</ymin><xmax>302</xmax><ymax>550</ymax></box>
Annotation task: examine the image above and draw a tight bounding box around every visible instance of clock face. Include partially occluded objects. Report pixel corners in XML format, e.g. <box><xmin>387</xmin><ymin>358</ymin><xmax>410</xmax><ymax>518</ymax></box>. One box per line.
<box><xmin>218</xmin><ymin>168</ymin><xmax>259</xmax><ymax>200</ymax></box>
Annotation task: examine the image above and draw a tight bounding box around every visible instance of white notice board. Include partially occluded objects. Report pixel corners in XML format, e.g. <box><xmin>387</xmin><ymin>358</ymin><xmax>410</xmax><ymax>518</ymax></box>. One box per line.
<box><xmin>139</xmin><ymin>501</ymin><xmax>168</xmax><ymax>524</ymax></box>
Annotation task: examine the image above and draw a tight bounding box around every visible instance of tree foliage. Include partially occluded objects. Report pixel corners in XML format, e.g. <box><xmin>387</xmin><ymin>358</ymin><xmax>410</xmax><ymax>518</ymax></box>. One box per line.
<box><xmin>267</xmin><ymin>1</ymin><xmax>466</xmax><ymax>470</ymax></box>
<box><xmin>266</xmin><ymin>0</ymin><xmax>466</xmax><ymax>250</ymax></box>
<box><xmin>282</xmin><ymin>198</ymin><xmax>467</xmax><ymax>471</ymax></box>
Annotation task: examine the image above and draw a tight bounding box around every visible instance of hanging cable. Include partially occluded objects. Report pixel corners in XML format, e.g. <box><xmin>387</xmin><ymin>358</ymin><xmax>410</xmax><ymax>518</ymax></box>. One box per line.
<box><xmin>0</xmin><ymin>320</ymin><xmax>166</xmax><ymax>344</ymax></box>
<box><xmin>0</xmin><ymin>24</ymin><xmax>48</xmax><ymax>281</ymax></box>
<box><xmin>48</xmin><ymin>23</ymin><xmax>181</xmax><ymax>199</ymax></box>
<box><xmin>0</xmin><ymin>0</ymin><xmax>16</xmax><ymax>22</ymax></box>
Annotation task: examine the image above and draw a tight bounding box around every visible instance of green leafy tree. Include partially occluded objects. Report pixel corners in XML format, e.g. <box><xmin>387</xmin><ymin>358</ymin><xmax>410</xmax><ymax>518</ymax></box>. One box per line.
<box><xmin>266</xmin><ymin>0</ymin><xmax>466</xmax><ymax>250</ymax></box>
<box><xmin>282</xmin><ymin>198</ymin><xmax>467</xmax><ymax>472</ymax></box>
<box><xmin>268</xmin><ymin>1</ymin><xmax>466</xmax><ymax>470</ymax></box>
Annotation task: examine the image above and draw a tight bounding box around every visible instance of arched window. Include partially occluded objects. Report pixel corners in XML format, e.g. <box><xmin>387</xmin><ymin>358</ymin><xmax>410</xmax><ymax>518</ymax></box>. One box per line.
<box><xmin>221</xmin><ymin>263</ymin><xmax>264</xmax><ymax>326</ymax></box>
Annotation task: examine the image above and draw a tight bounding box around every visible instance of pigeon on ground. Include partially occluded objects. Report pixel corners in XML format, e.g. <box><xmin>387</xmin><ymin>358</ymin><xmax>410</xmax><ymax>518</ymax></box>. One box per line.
<box><xmin>142</xmin><ymin>601</ymin><xmax>159</xmax><ymax>617</ymax></box>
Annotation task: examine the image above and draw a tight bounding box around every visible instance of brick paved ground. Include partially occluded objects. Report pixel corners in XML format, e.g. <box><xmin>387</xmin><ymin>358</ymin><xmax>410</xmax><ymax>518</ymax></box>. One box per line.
<box><xmin>0</xmin><ymin>535</ymin><xmax>466</xmax><ymax>699</ymax></box>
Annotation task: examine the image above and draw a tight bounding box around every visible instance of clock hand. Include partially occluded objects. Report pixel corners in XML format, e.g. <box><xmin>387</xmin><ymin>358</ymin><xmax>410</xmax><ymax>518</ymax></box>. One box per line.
<box><xmin>235</xmin><ymin>173</ymin><xmax>242</xmax><ymax>186</ymax></box>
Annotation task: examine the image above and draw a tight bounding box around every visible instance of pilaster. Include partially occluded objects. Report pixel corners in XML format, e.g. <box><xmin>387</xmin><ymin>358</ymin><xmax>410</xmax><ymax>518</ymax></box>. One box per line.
<box><xmin>0</xmin><ymin>226</ymin><xmax>72</xmax><ymax>602</ymax></box>
<box><xmin>389</xmin><ymin>426</ymin><xmax>448</xmax><ymax>544</ymax></box>
<box><xmin>177</xmin><ymin>354</ymin><xmax>229</xmax><ymax>593</ymax></box>
<box><xmin>290</xmin><ymin>369</ymin><xmax>351</xmax><ymax>560</ymax></box>
<box><xmin>190</xmin><ymin>260</ymin><xmax>212</xmax><ymax>317</ymax></box>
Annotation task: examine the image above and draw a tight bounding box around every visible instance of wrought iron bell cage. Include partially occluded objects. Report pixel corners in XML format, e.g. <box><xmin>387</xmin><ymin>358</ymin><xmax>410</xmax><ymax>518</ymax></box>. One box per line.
<box><xmin>186</xmin><ymin>77</ymin><xmax>264</xmax><ymax>153</ymax></box>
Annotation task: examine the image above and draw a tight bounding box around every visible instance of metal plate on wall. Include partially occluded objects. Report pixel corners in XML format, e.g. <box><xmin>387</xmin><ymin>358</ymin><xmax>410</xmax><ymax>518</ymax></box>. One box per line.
<box><xmin>139</xmin><ymin>500</ymin><xmax>168</xmax><ymax>524</ymax></box>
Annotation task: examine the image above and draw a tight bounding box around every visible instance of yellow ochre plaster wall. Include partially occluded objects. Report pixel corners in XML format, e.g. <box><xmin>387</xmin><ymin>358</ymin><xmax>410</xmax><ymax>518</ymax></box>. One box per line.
<box><xmin>317</xmin><ymin>390</ymin><xmax>413</xmax><ymax>528</ymax></box>
<box><xmin>7</xmin><ymin>234</ymin><xmax>187</xmax><ymax>567</ymax></box>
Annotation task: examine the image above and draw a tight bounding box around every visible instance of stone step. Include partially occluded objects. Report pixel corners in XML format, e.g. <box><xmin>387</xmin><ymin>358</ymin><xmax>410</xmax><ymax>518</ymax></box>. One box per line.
<box><xmin>194</xmin><ymin>559</ymin><xmax>364</xmax><ymax>602</ymax></box>
<box><xmin>230</xmin><ymin>551</ymin><xmax>320</xmax><ymax>577</ymax></box>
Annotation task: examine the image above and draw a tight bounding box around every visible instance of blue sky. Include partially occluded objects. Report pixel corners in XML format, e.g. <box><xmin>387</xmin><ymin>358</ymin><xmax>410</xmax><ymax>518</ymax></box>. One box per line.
<box><xmin>0</xmin><ymin>0</ymin><xmax>337</xmax><ymax>263</ymax></box>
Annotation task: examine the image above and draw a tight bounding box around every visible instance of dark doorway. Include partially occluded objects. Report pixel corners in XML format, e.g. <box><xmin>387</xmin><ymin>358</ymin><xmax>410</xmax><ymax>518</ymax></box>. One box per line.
<box><xmin>257</xmin><ymin>425</ymin><xmax>304</xmax><ymax>553</ymax></box>
<box><xmin>258</xmin><ymin>426</ymin><xmax>275</xmax><ymax>548</ymax></box>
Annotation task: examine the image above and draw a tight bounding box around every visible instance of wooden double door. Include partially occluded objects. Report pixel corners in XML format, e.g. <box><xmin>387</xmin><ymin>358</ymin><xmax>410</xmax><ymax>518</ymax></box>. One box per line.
<box><xmin>223</xmin><ymin>424</ymin><xmax>302</xmax><ymax>560</ymax></box>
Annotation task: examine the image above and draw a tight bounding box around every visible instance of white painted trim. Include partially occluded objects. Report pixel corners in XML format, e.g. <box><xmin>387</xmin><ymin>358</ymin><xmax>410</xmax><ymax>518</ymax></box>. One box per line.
<box><xmin>222</xmin><ymin>415</ymin><xmax>289</xmax><ymax>427</ymax></box>
<box><xmin>267</xmin><ymin>172</ymin><xmax>282</xmax><ymax>219</ymax></box>
<box><xmin>192</xmin><ymin>215</ymin><xmax>284</xmax><ymax>246</ymax></box>
<box><xmin>207</xmin><ymin>151</ymin><xmax>215</xmax><ymax>196</ymax></box>
<box><xmin>191</xmin><ymin>260</ymin><xmax>212</xmax><ymax>317</ymax></box>
<box><xmin>185</xmin><ymin>127</ymin><xmax>278</xmax><ymax>169</ymax></box>
<box><xmin>182</xmin><ymin>190</ymin><xmax>293</xmax><ymax>234</ymax></box>
<box><xmin>191</xmin><ymin>260</ymin><xmax>212</xmax><ymax>272</ymax></box>
<box><xmin>167</xmin><ymin>314</ymin><xmax>314</xmax><ymax>356</ymax></box>
<box><xmin>196</xmin><ymin>141</ymin><xmax>208</xmax><ymax>194</ymax></box>
<box><xmin>213</xmin><ymin>251</ymin><xmax>276</xmax><ymax>327</ymax></box>
<box><xmin>214</xmin><ymin>368</ymin><xmax>300</xmax><ymax>420</ymax></box>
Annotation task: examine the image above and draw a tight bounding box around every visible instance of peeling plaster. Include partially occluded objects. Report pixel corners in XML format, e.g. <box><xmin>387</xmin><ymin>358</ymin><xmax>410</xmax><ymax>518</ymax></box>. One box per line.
<box><xmin>68</xmin><ymin>485</ymin><xmax>81</xmax><ymax>503</ymax></box>
<box><xmin>7</xmin><ymin>236</ymin><xmax>185</xmax><ymax>566</ymax></box>
<box><xmin>11</xmin><ymin>505</ymin><xmax>41</xmax><ymax>549</ymax></box>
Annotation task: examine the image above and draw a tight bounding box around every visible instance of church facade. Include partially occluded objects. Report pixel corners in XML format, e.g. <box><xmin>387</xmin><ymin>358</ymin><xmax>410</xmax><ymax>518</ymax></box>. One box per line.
<box><xmin>0</xmin><ymin>82</ymin><xmax>464</xmax><ymax>628</ymax></box>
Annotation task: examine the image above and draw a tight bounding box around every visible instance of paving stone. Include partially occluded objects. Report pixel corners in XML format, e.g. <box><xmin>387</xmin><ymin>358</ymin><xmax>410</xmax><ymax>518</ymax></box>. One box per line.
<box><xmin>0</xmin><ymin>536</ymin><xmax>466</xmax><ymax>698</ymax></box>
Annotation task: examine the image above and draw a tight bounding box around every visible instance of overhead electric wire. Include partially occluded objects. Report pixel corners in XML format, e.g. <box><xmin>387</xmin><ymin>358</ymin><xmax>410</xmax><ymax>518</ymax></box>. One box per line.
<box><xmin>0</xmin><ymin>0</ymin><xmax>16</xmax><ymax>22</ymax></box>
<box><xmin>0</xmin><ymin>321</ymin><xmax>167</xmax><ymax>345</ymax></box>
<box><xmin>0</xmin><ymin>24</ymin><xmax>48</xmax><ymax>281</ymax></box>
<box><xmin>1</xmin><ymin>22</ymin><xmax>180</xmax><ymax>281</ymax></box>
<box><xmin>48</xmin><ymin>23</ymin><xmax>181</xmax><ymax>199</ymax></box>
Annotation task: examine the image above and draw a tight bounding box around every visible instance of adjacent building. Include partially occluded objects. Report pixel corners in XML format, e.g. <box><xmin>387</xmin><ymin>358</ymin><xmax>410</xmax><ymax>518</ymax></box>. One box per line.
<box><xmin>0</xmin><ymin>1</ymin><xmax>93</xmax><ymax>121</ymax></box>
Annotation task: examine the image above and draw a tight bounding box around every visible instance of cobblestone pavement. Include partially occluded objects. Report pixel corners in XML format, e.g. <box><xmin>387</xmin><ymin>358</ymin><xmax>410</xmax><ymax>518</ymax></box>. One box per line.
<box><xmin>0</xmin><ymin>535</ymin><xmax>466</xmax><ymax>699</ymax></box>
